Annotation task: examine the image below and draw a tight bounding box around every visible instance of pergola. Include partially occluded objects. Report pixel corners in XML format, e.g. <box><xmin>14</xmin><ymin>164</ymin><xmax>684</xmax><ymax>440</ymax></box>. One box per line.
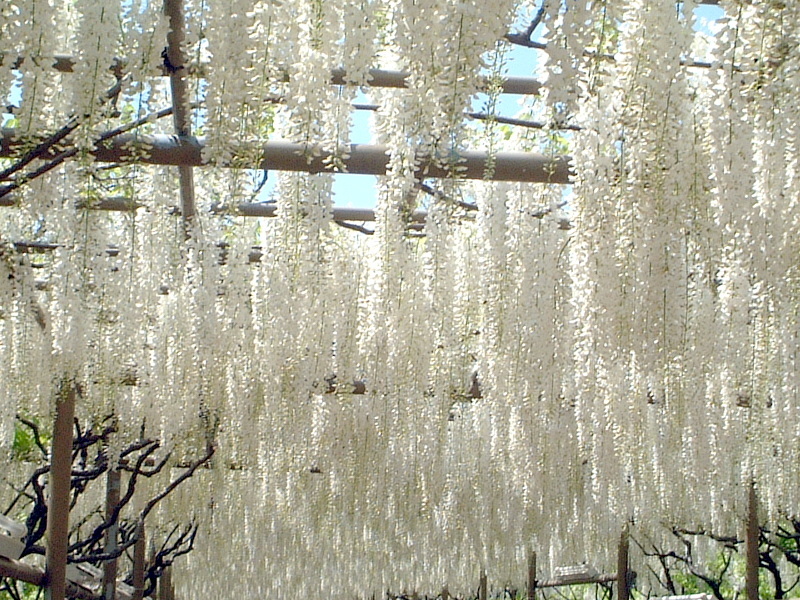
<box><xmin>1</xmin><ymin>2</ymin><xmax>798</xmax><ymax>600</ymax></box>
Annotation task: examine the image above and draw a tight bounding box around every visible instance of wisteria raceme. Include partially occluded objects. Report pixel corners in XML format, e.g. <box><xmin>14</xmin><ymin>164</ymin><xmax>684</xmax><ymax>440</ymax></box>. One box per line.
<box><xmin>2</xmin><ymin>0</ymin><xmax>800</xmax><ymax>598</ymax></box>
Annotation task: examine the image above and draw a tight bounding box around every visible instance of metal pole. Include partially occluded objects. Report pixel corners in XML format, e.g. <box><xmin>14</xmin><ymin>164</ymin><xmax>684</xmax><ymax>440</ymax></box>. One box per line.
<box><xmin>0</xmin><ymin>132</ymin><xmax>571</xmax><ymax>184</ymax></box>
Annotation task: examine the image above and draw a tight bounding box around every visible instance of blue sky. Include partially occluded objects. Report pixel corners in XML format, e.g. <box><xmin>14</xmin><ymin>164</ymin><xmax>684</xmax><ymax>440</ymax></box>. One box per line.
<box><xmin>2</xmin><ymin>3</ymin><xmax>725</xmax><ymax>211</ymax></box>
<box><xmin>326</xmin><ymin>2</ymin><xmax>725</xmax><ymax>210</ymax></box>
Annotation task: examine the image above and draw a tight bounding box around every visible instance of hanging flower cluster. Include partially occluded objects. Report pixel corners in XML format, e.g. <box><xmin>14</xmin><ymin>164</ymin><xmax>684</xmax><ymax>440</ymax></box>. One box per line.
<box><xmin>2</xmin><ymin>1</ymin><xmax>800</xmax><ymax>599</ymax></box>
<box><xmin>558</xmin><ymin>0</ymin><xmax>800</xmax><ymax>553</ymax></box>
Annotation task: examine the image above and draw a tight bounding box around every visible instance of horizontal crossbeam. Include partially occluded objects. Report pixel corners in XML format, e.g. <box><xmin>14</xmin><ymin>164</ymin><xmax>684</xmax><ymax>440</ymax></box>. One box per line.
<box><xmin>0</xmin><ymin>131</ymin><xmax>572</xmax><ymax>183</ymax></box>
<box><xmin>0</xmin><ymin>557</ymin><xmax>99</xmax><ymax>600</ymax></box>
<box><xmin>537</xmin><ymin>573</ymin><xmax>618</xmax><ymax>588</ymax></box>
<box><xmin>0</xmin><ymin>55</ymin><xmax>543</xmax><ymax>95</ymax></box>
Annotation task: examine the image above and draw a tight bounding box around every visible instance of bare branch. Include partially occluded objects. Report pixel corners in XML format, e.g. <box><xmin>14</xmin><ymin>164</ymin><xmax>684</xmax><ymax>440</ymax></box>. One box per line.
<box><xmin>631</xmin><ymin>534</ymin><xmax>678</xmax><ymax>595</ymax></box>
<box><xmin>68</xmin><ymin>536</ymin><xmax>139</xmax><ymax>564</ymax></box>
<box><xmin>0</xmin><ymin>77</ymin><xmax>125</xmax><ymax>186</ymax></box>
<box><xmin>673</xmin><ymin>526</ymin><xmax>742</xmax><ymax>550</ymax></box>
<box><xmin>466</xmin><ymin>111</ymin><xmax>582</xmax><ymax>131</ymax></box>
<box><xmin>14</xmin><ymin>415</ymin><xmax>49</xmax><ymax>459</ymax></box>
<box><xmin>334</xmin><ymin>221</ymin><xmax>374</xmax><ymax>235</ymax></box>
<box><xmin>0</xmin><ymin>106</ymin><xmax>174</xmax><ymax>202</ymax></box>
<box><xmin>9</xmin><ymin>411</ymin><xmax>213</xmax><ymax>598</ymax></box>
<box><xmin>140</xmin><ymin>445</ymin><xmax>215</xmax><ymax>521</ymax></box>
<box><xmin>140</xmin><ymin>522</ymin><xmax>198</xmax><ymax>596</ymax></box>
<box><xmin>67</xmin><ymin>441</ymin><xmax>162</xmax><ymax>557</ymax></box>
<box><xmin>19</xmin><ymin>467</ymin><xmax>50</xmax><ymax>554</ymax></box>
<box><xmin>2</xmin><ymin>479</ymin><xmax>36</xmax><ymax>516</ymax></box>
<box><xmin>1</xmin><ymin>578</ymin><xmax>23</xmax><ymax>600</ymax></box>
<box><xmin>504</xmin><ymin>2</ymin><xmax>548</xmax><ymax>49</ymax></box>
<box><xmin>417</xmin><ymin>182</ymin><xmax>476</xmax><ymax>211</ymax></box>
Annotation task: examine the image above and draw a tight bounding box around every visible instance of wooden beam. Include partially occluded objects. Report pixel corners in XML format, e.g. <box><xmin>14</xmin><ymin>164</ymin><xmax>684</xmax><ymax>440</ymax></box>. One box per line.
<box><xmin>231</xmin><ymin>203</ymin><xmax>430</xmax><ymax>222</ymax></box>
<box><xmin>0</xmin><ymin>131</ymin><xmax>571</xmax><ymax>184</ymax></box>
<box><xmin>336</xmin><ymin>68</ymin><xmax>543</xmax><ymax>95</ymax></box>
<box><xmin>537</xmin><ymin>574</ymin><xmax>618</xmax><ymax>589</ymax></box>
<box><xmin>0</xmin><ymin>54</ymin><xmax>543</xmax><ymax>96</ymax></box>
<box><xmin>479</xmin><ymin>569</ymin><xmax>487</xmax><ymax>600</ymax></box>
<box><xmin>3</xmin><ymin>195</ymin><xmax>431</xmax><ymax>225</ymax></box>
<box><xmin>45</xmin><ymin>381</ymin><xmax>77</xmax><ymax>600</ymax></box>
<box><xmin>0</xmin><ymin>557</ymin><xmax>99</xmax><ymax>600</ymax></box>
<box><xmin>0</xmin><ymin>556</ymin><xmax>46</xmax><ymax>587</ymax></box>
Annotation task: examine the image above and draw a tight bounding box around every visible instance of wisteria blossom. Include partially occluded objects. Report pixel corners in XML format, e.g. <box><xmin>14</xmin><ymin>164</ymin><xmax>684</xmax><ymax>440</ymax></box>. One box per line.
<box><xmin>1</xmin><ymin>1</ymin><xmax>800</xmax><ymax>598</ymax></box>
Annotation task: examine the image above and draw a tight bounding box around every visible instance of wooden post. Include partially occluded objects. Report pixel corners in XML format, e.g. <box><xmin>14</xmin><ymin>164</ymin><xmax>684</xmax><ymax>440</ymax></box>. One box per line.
<box><xmin>479</xmin><ymin>569</ymin><xmax>487</xmax><ymax>600</ymax></box>
<box><xmin>745</xmin><ymin>481</ymin><xmax>760</xmax><ymax>600</ymax></box>
<box><xmin>158</xmin><ymin>567</ymin><xmax>173</xmax><ymax>600</ymax></box>
<box><xmin>527</xmin><ymin>552</ymin><xmax>536</xmax><ymax>600</ymax></box>
<box><xmin>617</xmin><ymin>529</ymin><xmax>630</xmax><ymax>600</ymax></box>
<box><xmin>45</xmin><ymin>381</ymin><xmax>77</xmax><ymax>600</ymax></box>
<box><xmin>442</xmin><ymin>585</ymin><xmax>449</xmax><ymax>600</ymax></box>
<box><xmin>102</xmin><ymin>468</ymin><xmax>121</xmax><ymax>600</ymax></box>
<box><xmin>132</xmin><ymin>520</ymin><xmax>146</xmax><ymax>600</ymax></box>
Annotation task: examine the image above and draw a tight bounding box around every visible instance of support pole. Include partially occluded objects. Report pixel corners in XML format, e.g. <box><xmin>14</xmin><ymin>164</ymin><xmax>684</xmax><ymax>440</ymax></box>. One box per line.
<box><xmin>479</xmin><ymin>569</ymin><xmax>487</xmax><ymax>600</ymax></box>
<box><xmin>527</xmin><ymin>552</ymin><xmax>536</xmax><ymax>600</ymax></box>
<box><xmin>163</xmin><ymin>0</ymin><xmax>196</xmax><ymax>232</ymax></box>
<box><xmin>132</xmin><ymin>521</ymin><xmax>146</xmax><ymax>600</ymax></box>
<box><xmin>158</xmin><ymin>567</ymin><xmax>174</xmax><ymax>600</ymax></box>
<box><xmin>745</xmin><ymin>481</ymin><xmax>760</xmax><ymax>600</ymax></box>
<box><xmin>102</xmin><ymin>469</ymin><xmax>121</xmax><ymax>600</ymax></box>
<box><xmin>45</xmin><ymin>381</ymin><xmax>77</xmax><ymax>600</ymax></box>
<box><xmin>617</xmin><ymin>529</ymin><xmax>630</xmax><ymax>600</ymax></box>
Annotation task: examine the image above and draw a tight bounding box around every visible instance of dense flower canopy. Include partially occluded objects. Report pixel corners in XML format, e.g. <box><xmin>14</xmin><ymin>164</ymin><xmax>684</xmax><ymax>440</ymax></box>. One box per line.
<box><xmin>1</xmin><ymin>0</ymin><xmax>800</xmax><ymax>598</ymax></box>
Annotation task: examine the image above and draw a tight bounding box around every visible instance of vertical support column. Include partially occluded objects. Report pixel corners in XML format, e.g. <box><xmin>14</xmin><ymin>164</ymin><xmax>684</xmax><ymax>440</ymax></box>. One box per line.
<box><xmin>158</xmin><ymin>567</ymin><xmax>174</xmax><ymax>600</ymax></box>
<box><xmin>617</xmin><ymin>528</ymin><xmax>630</xmax><ymax>600</ymax></box>
<box><xmin>479</xmin><ymin>569</ymin><xmax>487</xmax><ymax>600</ymax></box>
<box><xmin>745</xmin><ymin>481</ymin><xmax>760</xmax><ymax>600</ymax></box>
<box><xmin>157</xmin><ymin>567</ymin><xmax>166</xmax><ymax>600</ymax></box>
<box><xmin>132</xmin><ymin>520</ymin><xmax>146</xmax><ymax>600</ymax></box>
<box><xmin>441</xmin><ymin>585</ymin><xmax>449</xmax><ymax>600</ymax></box>
<box><xmin>527</xmin><ymin>552</ymin><xmax>536</xmax><ymax>600</ymax></box>
<box><xmin>163</xmin><ymin>0</ymin><xmax>196</xmax><ymax>234</ymax></box>
<box><xmin>45</xmin><ymin>381</ymin><xmax>77</xmax><ymax>600</ymax></box>
<box><xmin>102</xmin><ymin>468</ymin><xmax>121</xmax><ymax>600</ymax></box>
